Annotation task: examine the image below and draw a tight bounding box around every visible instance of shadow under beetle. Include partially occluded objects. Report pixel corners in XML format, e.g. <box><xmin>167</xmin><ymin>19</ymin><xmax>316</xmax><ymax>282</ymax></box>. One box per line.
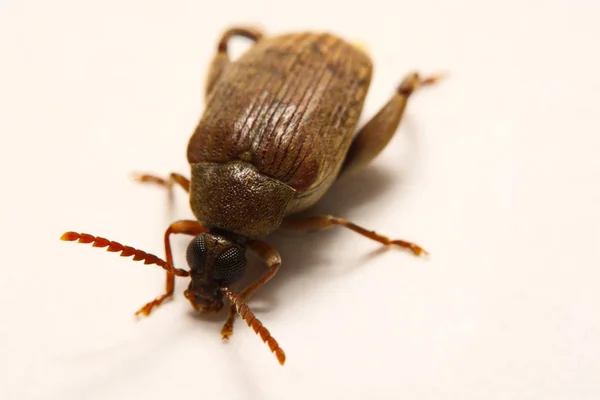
<box><xmin>61</xmin><ymin>26</ymin><xmax>441</xmax><ymax>365</ymax></box>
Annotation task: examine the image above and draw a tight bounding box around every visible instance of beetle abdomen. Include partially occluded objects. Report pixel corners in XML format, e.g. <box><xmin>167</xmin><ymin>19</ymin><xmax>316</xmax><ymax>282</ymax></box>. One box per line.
<box><xmin>188</xmin><ymin>32</ymin><xmax>372</xmax><ymax>203</ymax></box>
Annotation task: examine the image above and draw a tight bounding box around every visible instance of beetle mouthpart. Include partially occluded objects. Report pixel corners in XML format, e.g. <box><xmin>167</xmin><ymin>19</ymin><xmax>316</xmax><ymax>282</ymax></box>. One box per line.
<box><xmin>184</xmin><ymin>288</ymin><xmax>224</xmax><ymax>313</ymax></box>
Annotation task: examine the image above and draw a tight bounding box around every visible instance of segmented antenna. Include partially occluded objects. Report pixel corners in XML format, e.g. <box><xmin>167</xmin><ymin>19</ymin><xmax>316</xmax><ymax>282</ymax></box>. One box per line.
<box><xmin>60</xmin><ymin>231</ymin><xmax>190</xmax><ymax>277</ymax></box>
<box><xmin>222</xmin><ymin>287</ymin><xmax>286</xmax><ymax>365</ymax></box>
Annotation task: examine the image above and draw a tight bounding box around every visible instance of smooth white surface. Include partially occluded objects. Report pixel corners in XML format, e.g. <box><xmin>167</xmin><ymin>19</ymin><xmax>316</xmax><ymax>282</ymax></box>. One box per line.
<box><xmin>1</xmin><ymin>1</ymin><xmax>600</xmax><ymax>399</ymax></box>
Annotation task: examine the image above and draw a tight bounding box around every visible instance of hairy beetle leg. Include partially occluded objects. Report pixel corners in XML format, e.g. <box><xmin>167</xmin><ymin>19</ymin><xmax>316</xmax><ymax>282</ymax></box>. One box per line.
<box><xmin>206</xmin><ymin>26</ymin><xmax>264</xmax><ymax>98</ymax></box>
<box><xmin>282</xmin><ymin>215</ymin><xmax>429</xmax><ymax>256</ymax></box>
<box><xmin>221</xmin><ymin>240</ymin><xmax>281</xmax><ymax>339</ymax></box>
<box><xmin>135</xmin><ymin>220</ymin><xmax>206</xmax><ymax>318</ymax></box>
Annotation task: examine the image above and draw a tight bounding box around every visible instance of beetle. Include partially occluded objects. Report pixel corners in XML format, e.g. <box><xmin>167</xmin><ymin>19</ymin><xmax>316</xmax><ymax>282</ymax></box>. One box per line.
<box><xmin>61</xmin><ymin>26</ymin><xmax>440</xmax><ymax>365</ymax></box>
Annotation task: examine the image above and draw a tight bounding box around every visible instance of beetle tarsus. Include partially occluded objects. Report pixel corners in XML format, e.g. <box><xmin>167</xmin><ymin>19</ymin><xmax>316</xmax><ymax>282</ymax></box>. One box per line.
<box><xmin>135</xmin><ymin>293</ymin><xmax>173</xmax><ymax>318</ymax></box>
<box><xmin>397</xmin><ymin>72</ymin><xmax>444</xmax><ymax>96</ymax></box>
<box><xmin>390</xmin><ymin>240</ymin><xmax>429</xmax><ymax>257</ymax></box>
<box><xmin>221</xmin><ymin>323</ymin><xmax>233</xmax><ymax>340</ymax></box>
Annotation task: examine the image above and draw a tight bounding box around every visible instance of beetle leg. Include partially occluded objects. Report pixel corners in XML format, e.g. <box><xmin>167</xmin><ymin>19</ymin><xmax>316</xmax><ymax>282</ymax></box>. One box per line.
<box><xmin>135</xmin><ymin>220</ymin><xmax>206</xmax><ymax>317</ymax></box>
<box><xmin>221</xmin><ymin>240</ymin><xmax>281</xmax><ymax>339</ymax></box>
<box><xmin>132</xmin><ymin>172</ymin><xmax>190</xmax><ymax>193</ymax></box>
<box><xmin>282</xmin><ymin>215</ymin><xmax>428</xmax><ymax>256</ymax></box>
<box><xmin>338</xmin><ymin>72</ymin><xmax>442</xmax><ymax>178</ymax></box>
<box><xmin>206</xmin><ymin>26</ymin><xmax>264</xmax><ymax>98</ymax></box>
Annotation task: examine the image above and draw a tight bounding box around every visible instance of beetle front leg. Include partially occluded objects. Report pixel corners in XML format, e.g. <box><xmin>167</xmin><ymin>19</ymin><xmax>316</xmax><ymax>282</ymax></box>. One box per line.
<box><xmin>135</xmin><ymin>220</ymin><xmax>206</xmax><ymax>317</ymax></box>
<box><xmin>206</xmin><ymin>26</ymin><xmax>264</xmax><ymax>98</ymax></box>
<box><xmin>282</xmin><ymin>215</ymin><xmax>428</xmax><ymax>256</ymax></box>
<box><xmin>133</xmin><ymin>172</ymin><xmax>190</xmax><ymax>193</ymax></box>
<box><xmin>221</xmin><ymin>240</ymin><xmax>281</xmax><ymax>339</ymax></box>
<box><xmin>338</xmin><ymin>72</ymin><xmax>442</xmax><ymax>178</ymax></box>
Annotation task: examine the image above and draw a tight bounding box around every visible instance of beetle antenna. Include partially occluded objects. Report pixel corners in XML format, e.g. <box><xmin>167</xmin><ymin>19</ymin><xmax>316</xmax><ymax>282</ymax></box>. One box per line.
<box><xmin>60</xmin><ymin>231</ymin><xmax>190</xmax><ymax>277</ymax></box>
<box><xmin>221</xmin><ymin>287</ymin><xmax>286</xmax><ymax>365</ymax></box>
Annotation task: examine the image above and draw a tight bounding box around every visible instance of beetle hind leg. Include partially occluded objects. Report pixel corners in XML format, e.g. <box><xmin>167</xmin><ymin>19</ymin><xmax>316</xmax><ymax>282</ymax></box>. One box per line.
<box><xmin>206</xmin><ymin>26</ymin><xmax>264</xmax><ymax>98</ymax></box>
<box><xmin>216</xmin><ymin>26</ymin><xmax>264</xmax><ymax>53</ymax></box>
<box><xmin>338</xmin><ymin>72</ymin><xmax>443</xmax><ymax>178</ymax></box>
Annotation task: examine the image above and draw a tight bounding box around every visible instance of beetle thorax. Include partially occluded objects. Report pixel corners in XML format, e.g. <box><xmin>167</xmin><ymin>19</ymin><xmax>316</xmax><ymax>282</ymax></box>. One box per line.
<box><xmin>189</xmin><ymin>161</ymin><xmax>295</xmax><ymax>238</ymax></box>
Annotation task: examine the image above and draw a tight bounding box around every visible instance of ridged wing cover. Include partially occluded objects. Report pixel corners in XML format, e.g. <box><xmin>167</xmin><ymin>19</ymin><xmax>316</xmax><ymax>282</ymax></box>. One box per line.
<box><xmin>187</xmin><ymin>33</ymin><xmax>372</xmax><ymax>201</ymax></box>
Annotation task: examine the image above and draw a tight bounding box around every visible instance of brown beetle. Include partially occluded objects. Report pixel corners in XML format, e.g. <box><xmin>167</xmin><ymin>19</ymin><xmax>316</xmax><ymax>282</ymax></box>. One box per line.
<box><xmin>61</xmin><ymin>27</ymin><xmax>440</xmax><ymax>365</ymax></box>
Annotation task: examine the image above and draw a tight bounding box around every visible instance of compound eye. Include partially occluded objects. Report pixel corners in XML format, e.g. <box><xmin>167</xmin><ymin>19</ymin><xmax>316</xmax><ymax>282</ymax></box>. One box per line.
<box><xmin>186</xmin><ymin>235</ymin><xmax>207</xmax><ymax>272</ymax></box>
<box><xmin>212</xmin><ymin>246</ymin><xmax>245</xmax><ymax>284</ymax></box>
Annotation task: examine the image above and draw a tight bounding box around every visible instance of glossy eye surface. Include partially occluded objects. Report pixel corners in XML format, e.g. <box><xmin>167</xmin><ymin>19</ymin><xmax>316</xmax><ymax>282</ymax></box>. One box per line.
<box><xmin>212</xmin><ymin>246</ymin><xmax>245</xmax><ymax>283</ymax></box>
<box><xmin>186</xmin><ymin>234</ymin><xmax>207</xmax><ymax>272</ymax></box>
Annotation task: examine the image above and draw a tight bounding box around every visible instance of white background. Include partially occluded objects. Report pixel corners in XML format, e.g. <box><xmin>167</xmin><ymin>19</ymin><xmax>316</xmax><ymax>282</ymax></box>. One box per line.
<box><xmin>1</xmin><ymin>0</ymin><xmax>599</xmax><ymax>399</ymax></box>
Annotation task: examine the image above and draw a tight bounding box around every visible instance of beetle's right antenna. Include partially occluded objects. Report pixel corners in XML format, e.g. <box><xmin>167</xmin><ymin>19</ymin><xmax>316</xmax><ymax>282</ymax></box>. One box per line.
<box><xmin>60</xmin><ymin>231</ymin><xmax>190</xmax><ymax>277</ymax></box>
<box><xmin>221</xmin><ymin>287</ymin><xmax>286</xmax><ymax>365</ymax></box>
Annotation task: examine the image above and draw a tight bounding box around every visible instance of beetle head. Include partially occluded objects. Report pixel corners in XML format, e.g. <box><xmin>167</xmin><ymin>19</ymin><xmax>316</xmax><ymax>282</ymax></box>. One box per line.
<box><xmin>183</xmin><ymin>231</ymin><xmax>246</xmax><ymax>313</ymax></box>
<box><xmin>60</xmin><ymin>229</ymin><xmax>286</xmax><ymax>364</ymax></box>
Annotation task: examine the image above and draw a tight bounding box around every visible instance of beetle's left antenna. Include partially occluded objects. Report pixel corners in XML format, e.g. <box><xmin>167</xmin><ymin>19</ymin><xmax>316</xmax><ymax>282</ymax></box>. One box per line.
<box><xmin>60</xmin><ymin>231</ymin><xmax>190</xmax><ymax>277</ymax></box>
<box><xmin>222</xmin><ymin>287</ymin><xmax>286</xmax><ymax>365</ymax></box>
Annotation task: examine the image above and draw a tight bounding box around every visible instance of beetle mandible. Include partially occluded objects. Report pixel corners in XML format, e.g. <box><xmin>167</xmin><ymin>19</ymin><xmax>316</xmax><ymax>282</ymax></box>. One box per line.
<box><xmin>61</xmin><ymin>27</ymin><xmax>441</xmax><ymax>365</ymax></box>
